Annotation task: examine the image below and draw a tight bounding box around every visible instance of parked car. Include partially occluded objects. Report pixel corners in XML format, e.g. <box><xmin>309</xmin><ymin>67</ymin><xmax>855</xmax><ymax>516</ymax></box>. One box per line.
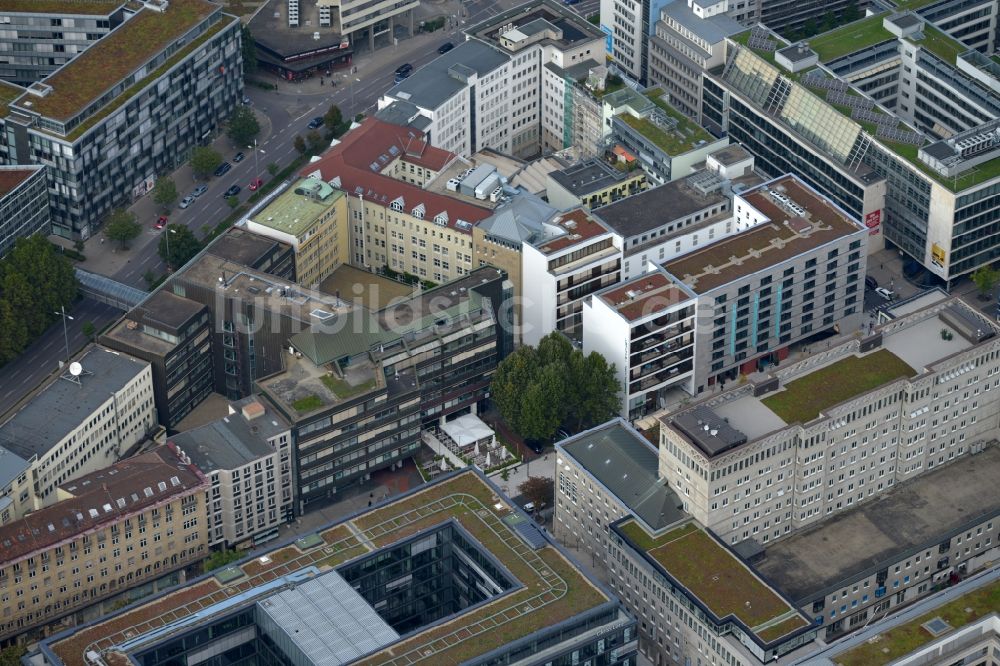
<box><xmin>248</xmin><ymin>178</ymin><xmax>264</xmax><ymax>191</ymax></box>
<box><xmin>191</xmin><ymin>185</ymin><xmax>208</xmax><ymax>197</ymax></box>
<box><xmin>865</xmin><ymin>276</ymin><xmax>878</xmax><ymax>291</ymax></box>
<box><xmin>438</xmin><ymin>42</ymin><xmax>454</xmax><ymax>54</ymax></box>
<box><xmin>223</xmin><ymin>184</ymin><xmax>241</xmax><ymax>198</ymax></box>
<box><xmin>875</xmin><ymin>287</ymin><xmax>895</xmax><ymax>300</ymax></box>
<box><xmin>523</xmin><ymin>502</ymin><xmax>536</xmax><ymax>513</ymax></box>
<box><xmin>232</xmin><ymin>151</ymin><xmax>245</xmax><ymax>163</ymax></box>
<box><xmin>242</xmin><ymin>96</ymin><xmax>252</xmax><ymax>105</ymax></box>
<box><xmin>153</xmin><ymin>216</ymin><xmax>167</xmax><ymax>230</ymax></box>
<box><xmin>525</xmin><ymin>440</ymin><xmax>545</xmax><ymax>455</ymax></box>
<box><xmin>307</xmin><ymin>117</ymin><xmax>324</xmax><ymax>129</ymax></box>
<box><xmin>178</xmin><ymin>195</ymin><xmax>195</xmax><ymax>209</ymax></box>
<box><xmin>395</xmin><ymin>63</ymin><xmax>413</xmax><ymax>76</ymax></box>
<box><xmin>213</xmin><ymin>162</ymin><xmax>232</xmax><ymax>177</ymax></box>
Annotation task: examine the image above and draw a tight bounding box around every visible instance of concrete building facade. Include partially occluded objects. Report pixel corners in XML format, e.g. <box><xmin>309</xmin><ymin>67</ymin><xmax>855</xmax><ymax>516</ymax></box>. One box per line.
<box><xmin>1</xmin><ymin>0</ymin><xmax>243</xmax><ymax>240</ymax></box>
<box><xmin>169</xmin><ymin>398</ymin><xmax>294</xmax><ymax>548</ymax></box>
<box><xmin>0</xmin><ymin>445</ymin><xmax>208</xmax><ymax>643</ymax></box>
<box><xmin>0</xmin><ymin>346</ymin><xmax>157</xmax><ymax>522</ymax></box>
<box><xmin>0</xmin><ymin>164</ymin><xmax>48</xmax><ymax>258</ymax></box>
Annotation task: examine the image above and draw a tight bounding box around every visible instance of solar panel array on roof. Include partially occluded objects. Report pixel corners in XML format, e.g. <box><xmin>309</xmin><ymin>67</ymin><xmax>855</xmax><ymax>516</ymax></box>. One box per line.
<box><xmin>504</xmin><ymin>514</ymin><xmax>547</xmax><ymax>550</ymax></box>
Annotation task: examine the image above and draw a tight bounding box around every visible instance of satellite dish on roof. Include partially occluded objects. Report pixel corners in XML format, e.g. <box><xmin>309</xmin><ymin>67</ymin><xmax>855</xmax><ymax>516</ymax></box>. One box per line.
<box><xmin>69</xmin><ymin>362</ymin><xmax>83</xmax><ymax>377</ymax></box>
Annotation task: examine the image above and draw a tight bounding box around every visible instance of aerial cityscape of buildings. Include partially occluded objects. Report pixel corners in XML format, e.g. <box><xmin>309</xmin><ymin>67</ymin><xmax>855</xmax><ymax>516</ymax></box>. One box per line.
<box><xmin>0</xmin><ymin>0</ymin><xmax>997</xmax><ymax>663</ymax></box>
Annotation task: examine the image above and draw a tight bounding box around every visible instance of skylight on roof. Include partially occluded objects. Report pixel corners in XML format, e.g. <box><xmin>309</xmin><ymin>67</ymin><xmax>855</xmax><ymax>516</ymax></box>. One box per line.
<box><xmin>143</xmin><ymin>487</ymin><xmax>154</xmax><ymax>497</ymax></box>
<box><xmin>310</xmin><ymin>309</ymin><xmax>335</xmax><ymax>321</ymax></box>
<box><xmin>170</xmin><ymin>476</ymin><xmax>180</xmax><ymax>486</ymax></box>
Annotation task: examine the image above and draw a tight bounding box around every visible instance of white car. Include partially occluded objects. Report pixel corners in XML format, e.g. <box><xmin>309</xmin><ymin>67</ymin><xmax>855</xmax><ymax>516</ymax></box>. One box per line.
<box><xmin>875</xmin><ymin>287</ymin><xmax>895</xmax><ymax>300</ymax></box>
<box><xmin>523</xmin><ymin>502</ymin><xmax>536</xmax><ymax>513</ymax></box>
<box><xmin>178</xmin><ymin>195</ymin><xmax>195</xmax><ymax>209</ymax></box>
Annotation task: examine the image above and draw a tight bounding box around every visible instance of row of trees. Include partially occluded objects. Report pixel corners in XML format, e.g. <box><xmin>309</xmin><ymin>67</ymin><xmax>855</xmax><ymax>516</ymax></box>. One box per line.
<box><xmin>786</xmin><ymin>3</ymin><xmax>861</xmax><ymax>40</ymax></box>
<box><xmin>491</xmin><ymin>333</ymin><xmax>621</xmax><ymax>443</ymax></box>
<box><xmin>294</xmin><ymin>103</ymin><xmax>351</xmax><ymax>156</ymax></box>
<box><xmin>0</xmin><ymin>236</ymin><xmax>78</xmax><ymax>366</ymax></box>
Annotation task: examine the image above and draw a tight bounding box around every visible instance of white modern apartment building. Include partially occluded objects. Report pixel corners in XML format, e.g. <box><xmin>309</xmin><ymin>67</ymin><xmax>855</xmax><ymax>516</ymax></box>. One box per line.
<box><xmin>659</xmin><ymin>294</ymin><xmax>1000</xmax><ymax>547</ymax></box>
<box><xmin>521</xmin><ymin>207</ymin><xmax>622</xmax><ymax>345</ymax></box>
<box><xmin>169</xmin><ymin>398</ymin><xmax>294</xmax><ymax>548</ymax></box>
<box><xmin>0</xmin><ymin>346</ymin><xmax>157</xmax><ymax>523</ymax></box>
<box><xmin>378</xmin><ymin>0</ymin><xmax>607</xmax><ymax>159</ymax></box>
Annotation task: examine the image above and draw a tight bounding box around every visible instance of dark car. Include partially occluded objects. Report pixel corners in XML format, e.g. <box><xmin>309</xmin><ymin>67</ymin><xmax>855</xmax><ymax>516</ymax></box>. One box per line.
<box><xmin>395</xmin><ymin>63</ymin><xmax>413</xmax><ymax>76</ymax></box>
<box><xmin>232</xmin><ymin>151</ymin><xmax>245</xmax><ymax>163</ymax></box>
<box><xmin>438</xmin><ymin>42</ymin><xmax>454</xmax><ymax>54</ymax></box>
<box><xmin>213</xmin><ymin>162</ymin><xmax>232</xmax><ymax>177</ymax></box>
<box><xmin>525</xmin><ymin>440</ymin><xmax>545</xmax><ymax>455</ymax></box>
<box><xmin>223</xmin><ymin>184</ymin><xmax>241</xmax><ymax>198</ymax></box>
<box><xmin>307</xmin><ymin>117</ymin><xmax>324</xmax><ymax>129</ymax></box>
<box><xmin>865</xmin><ymin>276</ymin><xmax>878</xmax><ymax>291</ymax></box>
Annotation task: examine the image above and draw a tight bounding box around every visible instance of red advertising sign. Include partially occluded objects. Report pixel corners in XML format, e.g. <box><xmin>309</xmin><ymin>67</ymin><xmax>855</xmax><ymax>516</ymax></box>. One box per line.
<box><xmin>865</xmin><ymin>210</ymin><xmax>881</xmax><ymax>229</ymax></box>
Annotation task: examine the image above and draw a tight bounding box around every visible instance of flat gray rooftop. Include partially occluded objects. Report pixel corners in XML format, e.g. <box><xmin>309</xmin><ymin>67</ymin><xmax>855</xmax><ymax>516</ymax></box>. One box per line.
<box><xmin>712</xmin><ymin>394</ymin><xmax>789</xmax><ymax>439</ymax></box>
<box><xmin>593</xmin><ymin>173</ymin><xmax>728</xmax><ymax>238</ymax></box>
<box><xmin>882</xmin><ymin>312</ymin><xmax>974</xmax><ymax>371</ymax></box>
<box><xmin>883</xmin><ymin>288</ymin><xmax>949</xmax><ymax>318</ymax></box>
<box><xmin>256</xmin><ymin>569</ymin><xmax>399</xmax><ymax>665</ymax></box>
<box><xmin>756</xmin><ymin>445</ymin><xmax>1000</xmax><ymax>604</ymax></box>
<box><xmin>0</xmin><ymin>347</ymin><xmax>149</xmax><ymax>460</ymax></box>
<box><xmin>559</xmin><ymin>420</ymin><xmax>686</xmax><ymax>531</ymax></box>
<box><xmin>549</xmin><ymin>158</ymin><xmax>626</xmax><ymax>195</ymax></box>
<box><xmin>168</xmin><ymin>414</ymin><xmax>277</xmax><ymax>473</ymax></box>
<box><xmin>387</xmin><ymin>40</ymin><xmax>509</xmax><ymax>110</ymax></box>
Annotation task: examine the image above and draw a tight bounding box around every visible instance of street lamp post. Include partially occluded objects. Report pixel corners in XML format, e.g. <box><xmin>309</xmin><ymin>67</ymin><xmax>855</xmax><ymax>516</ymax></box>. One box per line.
<box><xmin>53</xmin><ymin>305</ymin><xmax>73</xmax><ymax>364</ymax></box>
<box><xmin>164</xmin><ymin>227</ymin><xmax>177</xmax><ymax>269</ymax></box>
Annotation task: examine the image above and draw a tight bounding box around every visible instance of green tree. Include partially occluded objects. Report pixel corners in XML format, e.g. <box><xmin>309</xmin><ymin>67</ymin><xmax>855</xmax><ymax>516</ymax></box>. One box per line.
<box><xmin>323</xmin><ymin>104</ymin><xmax>343</xmax><ymax>133</ymax></box>
<box><xmin>842</xmin><ymin>1</ymin><xmax>860</xmax><ymax>22</ymax></box>
<box><xmin>153</xmin><ymin>176</ymin><xmax>178</xmax><ymax>211</ymax></box>
<box><xmin>267</xmin><ymin>162</ymin><xmax>279</xmax><ymax>175</ymax></box>
<box><xmin>204</xmin><ymin>548</ymin><xmax>244</xmax><ymax>573</ymax></box>
<box><xmin>226</xmin><ymin>195</ymin><xmax>240</xmax><ymax>209</ymax></box>
<box><xmin>0</xmin><ymin>644</ymin><xmax>27</xmax><ymax>666</ymax></box>
<box><xmin>518</xmin><ymin>476</ymin><xmax>554</xmax><ymax>509</ymax></box>
<box><xmin>105</xmin><ymin>208</ymin><xmax>141</xmax><ymax>249</ymax></box>
<box><xmin>306</xmin><ymin>129</ymin><xmax>324</xmax><ymax>153</ymax></box>
<box><xmin>82</xmin><ymin>321</ymin><xmax>96</xmax><ymax>340</ymax></box>
<box><xmin>241</xmin><ymin>25</ymin><xmax>258</xmax><ymax>77</ymax></box>
<box><xmin>518</xmin><ymin>363</ymin><xmax>567</xmax><ymax>441</ymax></box>
<box><xmin>972</xmin><ymin>265</ymin><xmax>1000</xmax><ymax>298</ymax></box>
<box><xmin>803</xmin><ymin>17</ymin><xmax>818</xmax><ymax>36</ymax></box>
<box><xmin>158</xmin><ymin>224</ymin><xmax>203</xmax><ymax>270</ymax></box>
<box><xmin>0</xmin><ymin>236</ymin><xmax>78</xmax><ymax>366</ymax></box>
<box><xmin>293</xmin><ymin>134</ymin><xmax>307</xmax><ymax>155</ymax></box>
<box><xmin>74</xmin><ymin>239</ymin><xmax>85</xmax><ymax>253</ymax></box>
<box><xmin>491</xmin><ymin>345</ymin><xmax>539</xmax><ymax>436</ymax></box>
<box><xmin>567</xmin><ymin>351</ymin><xmax>622</xmax><ymax>431</ymax></box>
<box><xmin>190</xmin><ymin>146</ymin><xmax>222</xmax><ymax>180</ymax></box>
<box><xmin>226</xmin><ymin>105</ymin><xmax>260</xmax><ymax>146</ymax></box>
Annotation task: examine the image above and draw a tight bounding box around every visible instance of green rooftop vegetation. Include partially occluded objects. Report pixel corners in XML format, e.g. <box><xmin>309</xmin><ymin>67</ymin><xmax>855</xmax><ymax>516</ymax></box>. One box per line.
<box><xmin>320</xmin><ymin>374</ymin><xmax>376</xmax><ymax>399</ymax></box>
<box><xmin>906</xmin><ymin>23</ymin><xmax>969</xmax><ymax>65</ymax></box>
<box><xmin>834</xmin><ymin>579</ymin><xmax>1000</xmax><ymax>666</ymax></box>
<box><xmin>878</xmin><ymin>135</ymin><xmax>1000</xmax><ymax>192</ymax></box>
<box><xmin>0</xmin><ymin>0</ymin><xmax>123</xmax><ymax>13</ymax></box>
<box><xmin>890</xmin><ymin>0</ymin><xmax>946</xmax><ymax>9</ymax></box>
<box><xmin>806</xmin><ymin>14</ymin><xmax>893</xmax><ymax>62</ymax></box>
<box><xmin>0</xmin><ymin>81</ymin><xmax>24</xmax><ymax>118</ymax></box>
<box><xmin>731</xmin><ymin>30</ymin><xmax>779</xmax><ymax>66</ymax></box>
<box><xmin>762</xmin><ymin>349</ymin><xmax>916</xmax><ymax>423</ymax></box>
<box><xmin>618</xmin><ymin>520</ymin><xmax>806</xmax><ymax>635</ymax></box>
<box><xmin>291</xmin><ymin>394</ymin><xmax>324</xmax><ymax>413</ymax></box>
<box><xmin>620</xmin><ymin>89</ymin><xmax>714</xmax><ymax>155</ymax></box>
<box><xmin>21</xmin><ymin>0</ymin><xmax>217</xmax><ymax>121</ymax></box>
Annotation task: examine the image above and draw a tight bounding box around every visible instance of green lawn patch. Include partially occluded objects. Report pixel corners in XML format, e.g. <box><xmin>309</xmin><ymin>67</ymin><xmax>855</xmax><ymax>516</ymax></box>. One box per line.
<box><xmin>907</xmin><ymin>23</ymin><xmax>968</xmax><ymax>65</ymax></box>
<box><xmin>291</xmin><ymin>394</ymin><xmax>324</xmax><ymax>412</ymax></box>
<box><xmin>320</xmin><ymin>373</ymin><xmax>376</xmax><ymax>399</ymax></box>
<box><xmin>835</xmin><ymin>579</ymin><xmax>1000</xmax><ymax>666</ymax></box>
<box><xmin>25</xmin><ymin>0</ymin><xmax>218</xmax><ymax>122</ymax></box>
<box><xmin>0</xmin><ymin>81</ymin><xmax>24</xmax><ymax>119</ymax></box>
<box><xmin>619</xmin><ymin>89</ymin><xmax>713</xmax><ymax>154</ymax></box>
<box><xmin>2</xmin><ymin>0</ymin><xmax>122</xmax><ymax>12</ymax></box>
<box><xmin>762</xmin><ymin>349</ymin><xmax>916</xmax><ymax>423</ymax></box>
<box><xmin>807</xmin><ymin>14</ymin><xmax>893</xmax><ymax>62</ymax></box>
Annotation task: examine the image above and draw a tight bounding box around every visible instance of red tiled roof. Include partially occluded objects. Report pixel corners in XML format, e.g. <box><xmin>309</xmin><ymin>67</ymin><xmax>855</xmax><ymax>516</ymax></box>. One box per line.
<box><xmin>0</xmin><ymin>446</ymin><xmax>206</xmax><ymax>566</ymax></box>
<box><xmin>303</xmin><ymin>118</ymin><xmax>490</xmax><ymax>234</ymax></box>
<box><xmin>0</xmin><ymin>167</ymin><xmax>38</xmax><ymax>197</ymax></box>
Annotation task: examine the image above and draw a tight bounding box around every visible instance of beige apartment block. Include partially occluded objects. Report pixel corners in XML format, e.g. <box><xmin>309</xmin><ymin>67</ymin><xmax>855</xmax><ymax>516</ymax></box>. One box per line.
<box><xmin>0</xmin><ymin>445</ymin><xmax>208</xmax><ymax>642</ymax></box>
<box><xmin>247</xmin><ymin>178</ymin><xmax>349</xmax><ymax>289</ymax></box>
<box><xmin>659</xmin><ymin>295</ymin><xmax>1000</xmax><ymax>547</ymax></box>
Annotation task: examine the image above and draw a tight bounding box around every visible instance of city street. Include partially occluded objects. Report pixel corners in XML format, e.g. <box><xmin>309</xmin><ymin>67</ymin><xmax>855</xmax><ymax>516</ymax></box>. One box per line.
<box><xmin>0</xmin><ymin>298</ymin><xmax>119</xmax><ymax>419</ymax></box>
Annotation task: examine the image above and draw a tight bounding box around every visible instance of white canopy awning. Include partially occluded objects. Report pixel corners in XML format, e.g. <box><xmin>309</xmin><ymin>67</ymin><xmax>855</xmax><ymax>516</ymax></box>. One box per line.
<box><xmin>442</xmin><ymin>414</ymin><xmax>495</xmax><ymax>448</ymax></box>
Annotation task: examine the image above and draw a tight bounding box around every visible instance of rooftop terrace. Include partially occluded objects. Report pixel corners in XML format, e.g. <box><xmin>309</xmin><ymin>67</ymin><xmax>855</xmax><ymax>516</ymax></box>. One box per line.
<box><xmin>46</xmin><ymin>470</ymin><xmax>611</xmax><ymax>666</ymax></box>
<box><xmin>533</xmin><ymin>207</ymin><xmax>612</xmax><ymax>254</ymax></box>
<box><xmin>597</xmin><ymin>271</ymin><xmax>690</xmax><ymax>322</ymax></box>
<box><xmin>16</xmin><ymin>0</ymin><xmax>219</xmax><ymax>122</ymax></box>
<box><xmin>251</xmin><ymin>178</ymin><xmax>344</xmax><ymax>238</ymax></box>
<box><xmin>663</xmin><ymin>176</ymin><xmax>862</xmax><ymax>294</ymax></box>
<box><xmin>760</xmin><ymin>349</ymin><xmax>917</xmax><ymax>424</ymax></box>
<box><xmin>616</xmin><ymin>521</ymin><xmax>809</xmax><ymax>643</ymax></box>
<box><xmin>618</xmin><ymin>89</ymin><xmax>714</xmax><ymax>155</ymax></box>
<box><xmin>756</xmin><ymin>445</ymin><xmax>1000</xmax><ymax>606</ymax></box>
